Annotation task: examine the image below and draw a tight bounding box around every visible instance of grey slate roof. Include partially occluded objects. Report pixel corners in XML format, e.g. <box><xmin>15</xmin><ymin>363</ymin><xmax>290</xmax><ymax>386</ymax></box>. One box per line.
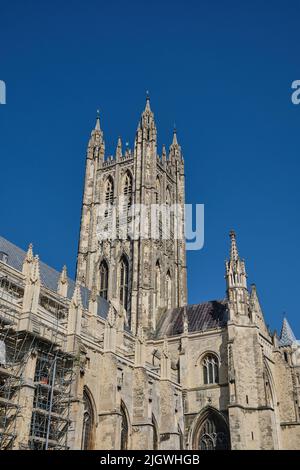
<box><xmin>155</xmin><ymin>300</ymin><xmax>228</xmax><ymax>338</ymax></box>
<box><xmin>0</xmin><ymin>235</ymin><xmax>109</xmax><ymax>318</ymax></box>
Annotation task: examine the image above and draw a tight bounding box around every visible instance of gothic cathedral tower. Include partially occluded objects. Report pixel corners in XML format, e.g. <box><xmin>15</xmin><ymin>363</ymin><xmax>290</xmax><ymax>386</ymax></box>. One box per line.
<box><xmin>76</xmin><ymin>97</ymin><xmax>187</xmax><ymax>334</ymax></box>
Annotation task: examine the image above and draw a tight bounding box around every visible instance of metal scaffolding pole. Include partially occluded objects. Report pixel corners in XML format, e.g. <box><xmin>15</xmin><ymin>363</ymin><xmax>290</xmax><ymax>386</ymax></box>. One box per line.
<box><xmin>45</xmin><ymin>354</ymin><xmax>57</xmax><ymax>450</ymax></box>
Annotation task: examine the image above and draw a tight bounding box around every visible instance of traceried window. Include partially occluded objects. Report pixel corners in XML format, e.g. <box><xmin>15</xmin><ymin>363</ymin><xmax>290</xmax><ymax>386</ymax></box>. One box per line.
<box><xmin>99</xmin><ymin>260</ymin><xmax>109</xmax><ymax>300</ymax></box>
<box><xmin>81</xmin><ymin>391</ymin><xmax>94</xmax><ymax>450</ymax></box>
<box><xmin>198</xmin><ymin>414</ymin><xmax>229</xmax><ymax>450</ymax></box>
<box><xmin>119</xmin><ymin>256</ymin><xmax>129</xmax><ymax>311</ymax></box>
<box><xmin>203</xmin><ymin>354</ymin><xmax>219</xmax><ymax>385</ymax></box>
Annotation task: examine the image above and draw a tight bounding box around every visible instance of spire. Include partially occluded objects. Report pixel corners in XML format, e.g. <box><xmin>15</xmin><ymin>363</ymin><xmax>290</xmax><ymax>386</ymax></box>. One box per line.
<box><xmin>88</xmin><ymin>108</ymin><xmax>105</xmax><ymax>161</ymax></box>
<box><xmin>138</xmin><ymin>92</ymin><xmax>156</xmax><ymax>137</ymax></box>
<box><xmin>229</xmin><ymin>230</ymin><xmax>239</xmax><ymax>261</ymax></box>
<box><xmin>95</xmin><ymin>109</ymin><xmax>101</xmax><ymax>131</ymax></box>
<box><xmin>169</xmin><ymin>124</ymin><xmax>182</xmax><ymax>160</ymax></box>
<box><xmin>279</xmin><ymin>317</ymin><xmax>298</xmax><ymax>346</ymax></box>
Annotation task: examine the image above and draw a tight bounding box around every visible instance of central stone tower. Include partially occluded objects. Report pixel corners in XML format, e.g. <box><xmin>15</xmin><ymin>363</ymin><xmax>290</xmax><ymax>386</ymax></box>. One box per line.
<box><xmin>76</xmin><ymin>97</ymin><xmax>187</xmax><ymax>334</ymax></box>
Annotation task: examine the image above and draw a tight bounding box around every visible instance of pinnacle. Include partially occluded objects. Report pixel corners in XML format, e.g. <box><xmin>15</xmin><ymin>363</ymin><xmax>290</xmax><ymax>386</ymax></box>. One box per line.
<box><xmin>172</xmin><ymin>127</ymin><xmax>178</xmax><ymax>146</ymax></box>
<box><xmin>229</xmin><ymin>230</ymin><xmax>239</xmax><ymax>261</ymax></box>
<box><xmin>144</xmin><ymin>92</ymin><xmax>151</xmax><ymax>112</ymax></box>
<box><xmin>95</xmin><ymin>109</ymin><xmax>101</xmax><ymax>131</ymax></box>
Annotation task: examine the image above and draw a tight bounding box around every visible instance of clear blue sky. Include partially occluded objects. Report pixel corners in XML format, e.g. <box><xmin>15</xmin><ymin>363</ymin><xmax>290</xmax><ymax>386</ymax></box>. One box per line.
<box><xmin>1</xmin><ymin>0</ymin><xmax>299</xmax><ymax>337</ymax></box>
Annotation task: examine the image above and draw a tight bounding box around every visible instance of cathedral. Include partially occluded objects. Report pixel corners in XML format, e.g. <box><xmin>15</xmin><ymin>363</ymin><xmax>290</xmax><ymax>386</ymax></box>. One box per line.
<box><xmin>0</xmin><ymin>97</ymin><xmax>300</xmax><ymax>450</ymax></box>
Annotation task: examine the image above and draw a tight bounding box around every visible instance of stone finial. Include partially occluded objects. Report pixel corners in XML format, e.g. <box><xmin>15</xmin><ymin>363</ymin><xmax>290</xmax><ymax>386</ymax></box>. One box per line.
<box><xmin>22</xmin><ymin>243</ymin><xmax>34</xmax><ymax>277</ymax></box>
<box><xmin>57</xmin><ymin>265</ymin><xmax>68</xmax><ymax>297</ymax></box>
<box><xmin>25</xmin><ymin>243</ymin><xmax>34</xmax><ymax>262</ymax></box>
<box><xmin>71</xmin><ymin>282</ymin><xmax>83</xmax><ymax>309</ymax></box>
<box><xmin>116</xmin><ymin>136</ymin><xmax>122</xmax><ymax>160</ymax></box>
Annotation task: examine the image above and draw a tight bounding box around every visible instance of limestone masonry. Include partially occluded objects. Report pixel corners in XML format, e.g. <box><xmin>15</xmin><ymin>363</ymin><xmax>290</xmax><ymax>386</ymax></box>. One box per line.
<box><xmin>0</xmin><ymin>98</ymin><xmax>299</xmax><ymax>450</ymax></box>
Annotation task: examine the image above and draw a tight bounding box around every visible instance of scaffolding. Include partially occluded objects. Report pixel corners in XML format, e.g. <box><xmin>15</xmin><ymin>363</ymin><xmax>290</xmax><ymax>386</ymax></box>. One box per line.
<box><xmin>0</xmin><ymin>273</ymin><xmax>31</xmax><ymax>449</ymax></box>
<box><xmin>29</xmin><ymin>343</ymin><xmax>75</xmax><ymax>450</ymax></box>
<box><xmin>0</xmin><ymin>272</ymin><xmax>76</xmax><ymax>450</ymax></box>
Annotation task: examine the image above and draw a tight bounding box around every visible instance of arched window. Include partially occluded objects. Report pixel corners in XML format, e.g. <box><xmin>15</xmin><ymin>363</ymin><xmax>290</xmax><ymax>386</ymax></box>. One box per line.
<box><xmin>120</xmin><ymin>403</ymin><xmax>129</xmax><ymax>450</ymax></box>
<box><xmin>203</xmin><ymin>354</ymin><xmax>219</xmax><ymax>385</ymax></box>
<box><xmin>166</xmin><ymin>270</ymin><xmax>172</xmax><ymax>309</ymax></box>
<box><xmin>123</xmin><ymin>171</ymin><xmax>133</xmax><ymax>209</ymax></box>
<box><xmin>105</xmin><ymin>176</ymin><xmax>114</xmax><ymax>204</ymax></box>
<box><xmin>81</xmin><ymin>390</ymin><xmax>94</xmax><ymax>450</ymax></box>
<box><xmin>119</xmin><ymin>256</ymin><xmax>129</xmax><ymax>311</ymax></box>
<box><xmin>197</xmin><ymin>411</ymin><xmax>230</xmax><ymax>450</ymax></box>
<box><xmin>99</xmin><ymin>260</ymin><xmax>109</xmax><ymax>300</ymax></box>
<box><xmin>155</xmin><ymin>261</ymin><xmax>161</xmax><ymax>308</ymax></box>
<box><xmin>104</xmin><ymin>177</ymin><xmax>114</xmax><ymax>226</ymax></box>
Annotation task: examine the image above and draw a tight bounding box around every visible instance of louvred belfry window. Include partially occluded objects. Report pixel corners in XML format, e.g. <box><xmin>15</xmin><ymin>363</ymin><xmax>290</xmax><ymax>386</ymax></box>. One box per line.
<box><xmin>119</xmin><ymin>256</ymin><xmax>129</xmax><ymax>311</ymax></box>
<box><xmin>99</xmin><ymin>260</ymin><xmax>108</xmax><ymax>300</ymax></box>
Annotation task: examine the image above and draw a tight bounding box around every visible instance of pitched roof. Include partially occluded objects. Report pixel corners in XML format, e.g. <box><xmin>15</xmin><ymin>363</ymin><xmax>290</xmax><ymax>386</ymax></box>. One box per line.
<box><xmin>155</xmin><ymin>300</ymin><xmax>228</xmax><ymax>338</ymax></box>
<box><xmin>0</xmin><ymin>235</ymin><xmax>109</xmax><ymax>318</ymax></box>
<box><xmin>279</xmin><ymin>317</ymin><xmax>298</xmax><ymax>347</ymax></box>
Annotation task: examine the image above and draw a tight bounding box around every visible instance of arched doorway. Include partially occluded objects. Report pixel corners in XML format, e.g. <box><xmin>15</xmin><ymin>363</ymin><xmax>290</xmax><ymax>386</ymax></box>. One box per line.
<box><xmin>192</xmin><ymin>407</ymin><xmax>230</xmax><ymax>450</ymax></box>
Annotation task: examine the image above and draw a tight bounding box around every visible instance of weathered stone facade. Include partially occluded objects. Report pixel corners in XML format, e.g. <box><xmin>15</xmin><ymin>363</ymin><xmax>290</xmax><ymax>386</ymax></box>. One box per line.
<box><xmin>0</xmin><ymin>98</ymin><xmax>299</xmax><ymax>450</ymax></box>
